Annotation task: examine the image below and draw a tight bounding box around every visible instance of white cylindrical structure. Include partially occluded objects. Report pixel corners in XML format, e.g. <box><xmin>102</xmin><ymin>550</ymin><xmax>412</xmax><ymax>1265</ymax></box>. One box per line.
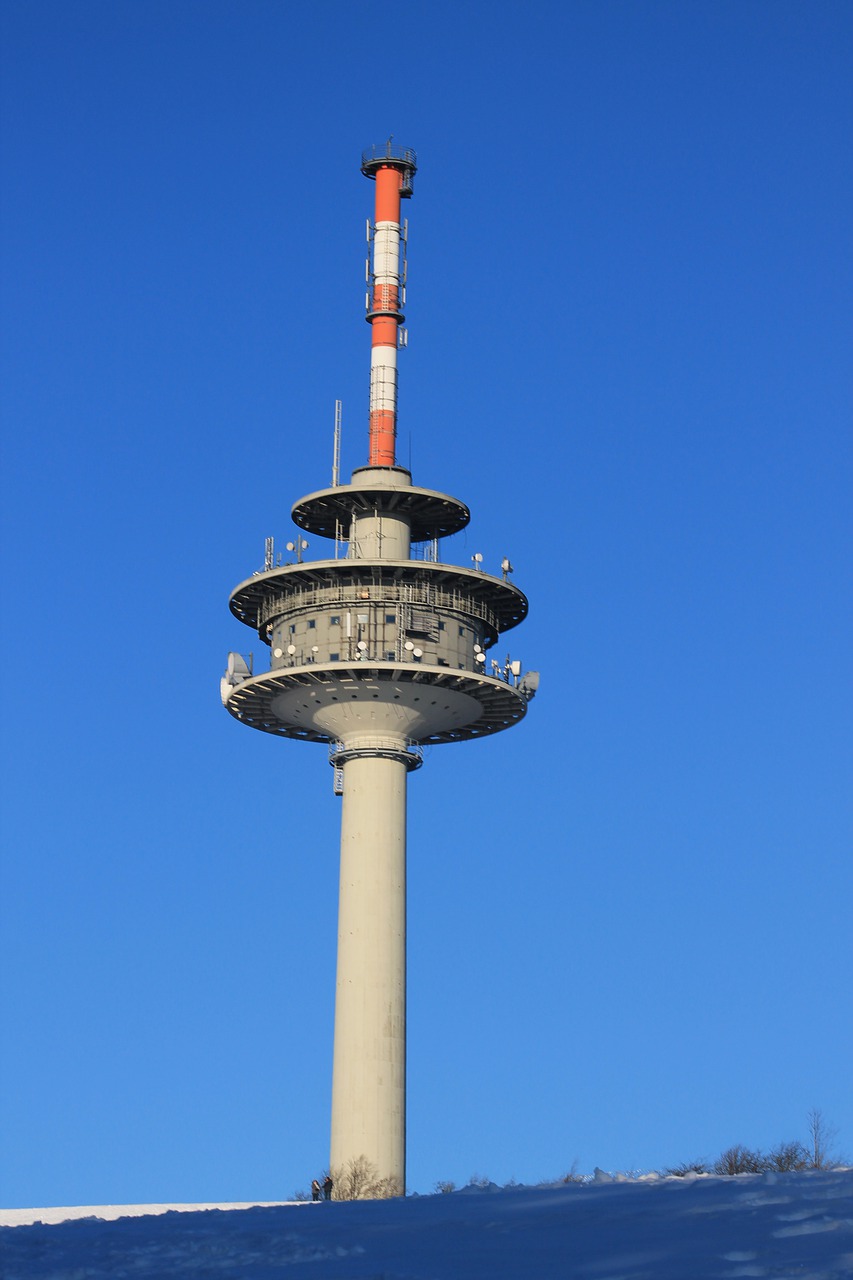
<box><xmin>330</xmin><ymin>750</ymin><xmax>407</xmax><ymax>1192</ymax></box>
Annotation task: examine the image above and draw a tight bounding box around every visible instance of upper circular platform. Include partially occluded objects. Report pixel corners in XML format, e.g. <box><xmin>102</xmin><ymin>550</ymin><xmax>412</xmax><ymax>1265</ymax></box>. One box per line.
<box><xmin>292</xmin><ymin>469</ymin><xmax>470</xmax><ymax>543</ymax></box>
<box><xmin>361</xmin><ymin>144</ymin><xmax>417</xmax><ymax>195</ymax></box>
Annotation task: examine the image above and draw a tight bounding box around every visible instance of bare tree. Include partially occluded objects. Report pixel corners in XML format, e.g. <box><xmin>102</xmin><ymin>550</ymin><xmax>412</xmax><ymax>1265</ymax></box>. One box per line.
<box><xmin>807</xmin><ymin>1108</ymin><xmax>839</xmax><ymax>1170</ymax></box>
<box><xmin>434</xmin><ymin>1180</ymin><xmax>456</xmax><ymax>1194</ymax></box>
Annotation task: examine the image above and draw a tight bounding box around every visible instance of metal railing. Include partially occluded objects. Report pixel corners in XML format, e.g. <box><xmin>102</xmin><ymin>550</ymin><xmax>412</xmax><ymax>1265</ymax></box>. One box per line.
<box><xmin>328</xmin><ymin>737</ymin><xmax>424</xmax><ymax>769</ymax></box>
<box><xmin>258</xmin><ymin>580</ymin><xmax>501</xmax><ymax>634</ymax></box>
<box><xmin>361</xmin><ymin>143</ymin><xmax>417</xmax><ymax>171</ymax></box>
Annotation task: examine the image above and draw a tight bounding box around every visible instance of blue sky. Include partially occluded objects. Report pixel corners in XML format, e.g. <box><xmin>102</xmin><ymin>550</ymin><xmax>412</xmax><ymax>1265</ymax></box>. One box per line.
<box><xmin>1</xmin><ymin>0</ymin><xmax>851</xmax><ymax>1206</ymax></box>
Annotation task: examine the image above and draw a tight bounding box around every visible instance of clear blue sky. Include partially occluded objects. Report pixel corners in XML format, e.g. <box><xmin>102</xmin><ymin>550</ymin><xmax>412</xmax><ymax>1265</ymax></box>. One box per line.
<box><xmin>1</xmin><ymin>0</ymin><xmax>850</xmax><ymax>1207</ymax></box>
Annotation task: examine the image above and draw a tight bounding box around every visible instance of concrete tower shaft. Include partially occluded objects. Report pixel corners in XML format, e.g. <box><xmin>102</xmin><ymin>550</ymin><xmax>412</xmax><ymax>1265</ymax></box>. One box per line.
<box><xmin>330</xmin><ymin>752</ymin><xmax>407</xmax><ymax>1186</ymax></box>
<box><xmin>222</xmin><ymin>145</ymin><xmax>537</xmax><ymax>1198</ymax></box>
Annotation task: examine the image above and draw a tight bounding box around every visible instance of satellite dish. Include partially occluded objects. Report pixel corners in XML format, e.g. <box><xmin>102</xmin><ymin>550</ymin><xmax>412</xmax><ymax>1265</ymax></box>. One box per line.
<box><xmin>219</xmin><ymin>676</ymin><xmax>232</xmax><ymax>705</ymax></box>
<box><xmin>227</xmin><ymin>652</ymin><xmax>251</xmax><ymax>679</ymax></box>
<box><xmin>273</xmin><ymin>647</ymin><xmax>283</xmax><ymax>658</ymax></box>
<box><xmin>312</xmin><ymin>645</ymin><xmax>319</xmax><ymax>653</ymax></box>
<box><xmin>287</xmin><ymin>644</ymin><xmax>296</xmax><ymax>655</ymax></box>
<box><xmin>286</xmin><ymin>541</ymin><xmax>295</xmax><ymax>551</ymax></box>
<box><xmin>413</xmin><ymin>647</ymin><xmax>423</xmax><ymax>658</ymax></box>
<box><xmin>357</xmin><ymin>640</ymin><xmax>367</xmax><ymax>651</ymax></box>
<box><xmin>475</xmin><ymin>652</ymin><xmax>485</xmax><ymax>663</ymax></box>
<box><xmin>472</xmin><ymin>552</ymin><xmax>483</xmax><ymax>565</ymax></box>
<box><xmin>404</xmin><ymin>641</ymin><xmax>415</xmax><ymax>651</ymax></box>
<box><xmin>473</xmin><ymin>643</ymin><xmax>481</xmax><ymax>653</ymax></box>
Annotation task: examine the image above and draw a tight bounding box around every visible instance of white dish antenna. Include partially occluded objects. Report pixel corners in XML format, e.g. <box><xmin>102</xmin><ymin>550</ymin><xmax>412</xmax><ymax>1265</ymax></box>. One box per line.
<box><xmin>227</xmin><ymin>652</ymin><xmax>251</xmax><ymax>679</ymax></box>
<box><xmin>221</xmin><ymin>652</ymin><xmax>252</xmax><ymax>704</ymax></box>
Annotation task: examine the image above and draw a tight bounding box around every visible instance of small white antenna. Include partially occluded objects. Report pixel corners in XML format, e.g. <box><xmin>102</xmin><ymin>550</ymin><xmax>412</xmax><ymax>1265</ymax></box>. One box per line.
<box><xmin>264</xmin><ymin>536</ymin><xmax>274</xmax><ymax>572</ymax></box>
<box><xmin>332</xmin><ymin>399</ymin><xmax>342</xmax><ymax>487</ymax></box>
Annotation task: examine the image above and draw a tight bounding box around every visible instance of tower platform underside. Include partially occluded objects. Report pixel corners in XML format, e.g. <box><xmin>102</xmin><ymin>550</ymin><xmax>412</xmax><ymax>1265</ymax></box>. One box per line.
<box><xmin>292</xmin><ymin>479</ymin><xmax>470</xmax><ymax>543</ymax></box>
<box><xmin>223</xmin><ymin>663</ymin><xmax>528</xmax><ymax>745</ymax></box>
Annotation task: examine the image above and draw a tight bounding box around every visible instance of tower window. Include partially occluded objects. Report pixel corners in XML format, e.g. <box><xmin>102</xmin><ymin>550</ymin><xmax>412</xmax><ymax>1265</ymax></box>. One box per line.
<box><xmin>385</xmin><ymin>613</ymin><xmax>396</xmax><ymax>623</ymax></box>
<box><xmin>308</xmin><ymin>619</ymin><xmax>316</xmax><ymax>629</ymax></box>
<box><xmin>330</xmin><ymin>615</ymin><xmax>340</xmax><ymax>625</ymax></box>
<box><xmin>458</xmin><ymin>625</ymin><xmax>466</xmax><ymax>637</ymax></box>
<box><xmin>330</xmin><ymin>652</ymin><xmax>339</xmax><ymax>661</ymax></box>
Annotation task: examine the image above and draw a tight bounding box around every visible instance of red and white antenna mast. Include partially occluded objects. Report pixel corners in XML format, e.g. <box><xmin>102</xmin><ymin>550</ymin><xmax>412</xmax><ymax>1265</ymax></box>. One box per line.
<box><xmin>361</xmin><ymin>142</ymin><xmax>417</xmax><ymax>468</ymax></box>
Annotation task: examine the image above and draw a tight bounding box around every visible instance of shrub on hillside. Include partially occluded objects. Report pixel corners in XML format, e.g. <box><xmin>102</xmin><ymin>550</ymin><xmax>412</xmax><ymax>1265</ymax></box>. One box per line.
<box><xmin>765</xmin><ymin>1140</ymin><xmax>809</xmax><ymax>1172</ymax></box>
<box><xmin>713</xmin><ymin>1145</ymin><xmax>766</xmax><ymax>1176</ymax></box>
<box><xmin>331</xmin><ymin>1155</ymin><xmax>402</xmax><ymax>1201</ymax></box>
<box><xmin>664</xmin><ymin>1159</ymin><xmax>712</xmax><ymax>1177</ymax></box>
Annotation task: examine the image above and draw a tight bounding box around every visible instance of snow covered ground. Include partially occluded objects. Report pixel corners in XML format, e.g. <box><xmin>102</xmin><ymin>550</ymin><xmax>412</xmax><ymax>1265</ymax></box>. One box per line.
<box><xmin>2</xmin><ymin>1169</ymin><xmax>852</xmax><ymax>1279</ymax></box>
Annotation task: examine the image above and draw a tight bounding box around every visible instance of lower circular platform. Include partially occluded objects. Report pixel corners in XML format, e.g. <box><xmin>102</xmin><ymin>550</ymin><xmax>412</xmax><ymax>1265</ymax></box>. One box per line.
<box><xmin>223</xmin><ymin>662</ymin><xmax>528</xmax><ymax>746</ymax></box>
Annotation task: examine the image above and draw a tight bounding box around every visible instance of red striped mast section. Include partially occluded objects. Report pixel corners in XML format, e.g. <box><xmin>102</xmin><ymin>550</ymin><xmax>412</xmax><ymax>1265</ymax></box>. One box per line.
<box><xmin>361</xmin><ymin>144</ymin><xmax>417</xmax><ymax>468</ymax></box>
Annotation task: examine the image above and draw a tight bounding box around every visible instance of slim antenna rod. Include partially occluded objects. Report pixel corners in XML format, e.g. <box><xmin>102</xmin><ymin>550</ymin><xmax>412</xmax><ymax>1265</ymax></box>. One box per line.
<box><xmin>332</xmin><ymin>399</ymin><xmax>342</xmax><ymax>487</ymax></box>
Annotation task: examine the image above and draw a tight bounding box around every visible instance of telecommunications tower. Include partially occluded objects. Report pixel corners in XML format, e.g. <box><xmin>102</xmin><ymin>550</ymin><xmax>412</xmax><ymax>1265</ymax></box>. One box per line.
<box><xmin>222</xmin><ymin>144</ymin><xmax>538</xmax><ymax>1194</ymax></box>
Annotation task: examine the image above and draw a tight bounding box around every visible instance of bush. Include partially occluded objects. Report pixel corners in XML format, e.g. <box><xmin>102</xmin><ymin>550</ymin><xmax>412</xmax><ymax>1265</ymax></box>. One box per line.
<box><xmin>766</xmin><ymin>1140</ymin><xmax>809</xmax><ymax>1173</ymax></box>
<box><xmin>331</xmin><ymin>1155</ymin><xmax>402</xmax><ymax>1201</ymax></box>
<box><xmin>664</xmin><ymin>1159</ymin><xmax>712</xmax><ymax>1177</ymax></box>
<box><xmin>713</xmin><ymin>1145</ymin><xmax>766</xmax><ymax>1176</ymax></box>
